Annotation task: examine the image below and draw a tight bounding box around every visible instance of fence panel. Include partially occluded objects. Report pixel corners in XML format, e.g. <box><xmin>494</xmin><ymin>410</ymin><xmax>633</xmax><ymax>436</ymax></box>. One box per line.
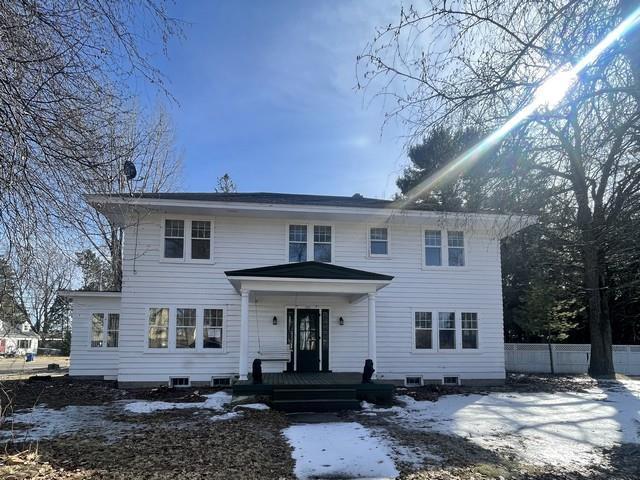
<box><xmin>505</xmin><ymin>343</ymin><xmax>640</xmax><ymax>374</ymax></box>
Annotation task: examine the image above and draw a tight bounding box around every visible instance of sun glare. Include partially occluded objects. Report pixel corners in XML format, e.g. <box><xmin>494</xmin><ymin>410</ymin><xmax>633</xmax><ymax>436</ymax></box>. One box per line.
<box><xmin>533</xmin><ymin>68</ymin><xmax>577</xmax><ymax>109</ymax></box>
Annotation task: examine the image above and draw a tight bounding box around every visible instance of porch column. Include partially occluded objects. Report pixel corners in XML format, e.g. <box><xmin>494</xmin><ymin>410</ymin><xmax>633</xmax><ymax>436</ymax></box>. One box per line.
<box><xmin>239</xmin><ymin>288</ymin><xmax>250</xmax><ymax>380</ymax></box>
<box><xmin>368</xmin><ymin>292</ymin><xmax>376</xmax><ymax>377</ymax></box>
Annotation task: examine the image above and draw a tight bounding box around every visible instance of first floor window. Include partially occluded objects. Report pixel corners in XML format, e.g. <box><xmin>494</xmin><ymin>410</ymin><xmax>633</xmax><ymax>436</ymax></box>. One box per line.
<box><xmin>148</xmin><ymin>308</ymin><xmax>169</xmax><ymax>348</ymax></box>
<box><xmin>414</xmin><ymin>312</ymin><xmax>433</xmax><ymax>349</ymax></box>
<box><xmin>425</xmin><ymin>230</ymin><xmax>442</xmax><ymax>266</ymax></box>
<box><xmin>203</xmin><ymin>309</ymin><xmax>223</xmax><ymax>348</ymax></box>
<box><xmin>191</xmin><ymin>220</ymin><xmax>211</xmax><ymax>260</ymax></box>
<box><xmin>17</xmin><ymin>340</ymin><xmax>31</xmax><ymax>349</ymax></box>
<box><xmin>289</xmin><ymin>224</ymin><xmax>307</xmax><ymax>262</ymax></box>
<box><xmin>91</xmin><ymin>313</ymin><xmax>104</xmax><ymax>347</ymax></box>
<box><xmin>107</xmin><ymin>313</ymin><xmax>120</xmax><ymax>348</ymax></box>
<box><xmin>370</xmin><ymin>227</ymin><xmax>388</xmax><ymax>255</ymax></box>
<box><xmin>439</xmin><ymin>312</ymin><xmax>456</xmax><ymax>349</ymax></box>
<box><xmin>448</xmin><ymin>231</ymin><xmax>465</xmax><ymax>266</ymax></box>
<box><xmin>176</xmin><ymin>308</ymin><xmax>196</xmax><ymax>348</ymax></box>
<box><xmin>313</xmin><ymin>225</ymin><xmax>332</xmax><ymax>262</ymax></box>
<box><xmin>164</xmin><ymin>219</ymin><xmax>185</xmax><ymax>258</ymax></box>
<box><xmin>462</xmin><ymin>312</ymin><xmax>478</xmax><ymax>349</ymax></box>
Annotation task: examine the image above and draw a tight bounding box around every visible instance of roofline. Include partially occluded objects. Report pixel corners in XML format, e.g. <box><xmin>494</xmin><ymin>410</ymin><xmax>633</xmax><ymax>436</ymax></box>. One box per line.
<box><xmin>223</xmin><ymin>275</ymin><xmax>393</xmax><ymax>284</ymax></box>
<box><xmin>58</xmin><ymin>290</ymin><xmax>122</xmax><ymax>298</ymax></box>
<box><xmin>87</xmin><ymin>194</ymin><xmax>537</xmax><ymax>226</ymax></box>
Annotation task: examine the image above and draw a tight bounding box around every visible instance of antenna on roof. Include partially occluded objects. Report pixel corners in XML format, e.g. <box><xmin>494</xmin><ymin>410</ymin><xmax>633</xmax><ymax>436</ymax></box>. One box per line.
<box><xmin>122</xmin><ymin>160</ymin><xmax>137</xmax><ymax>180</ymax></box>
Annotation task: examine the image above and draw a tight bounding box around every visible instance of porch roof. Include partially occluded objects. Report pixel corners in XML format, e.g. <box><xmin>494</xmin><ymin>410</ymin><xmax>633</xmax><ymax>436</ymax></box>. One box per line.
<box><xmin>225</xmin><ymin>261</ymin><xmax>393</xmax><ymax>300</ymax></box>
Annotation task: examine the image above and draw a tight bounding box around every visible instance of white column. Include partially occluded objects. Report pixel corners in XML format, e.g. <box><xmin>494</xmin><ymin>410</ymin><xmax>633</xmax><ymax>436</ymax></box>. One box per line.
<box><xmin>368</xmin><ymin>292</ymin><xmax>376</xmax><ymax>378</ymax></box>
<box><xmin>239</xmin><ymin>289</ymin><xmax>250</xmax><ymax>380</ymax></box>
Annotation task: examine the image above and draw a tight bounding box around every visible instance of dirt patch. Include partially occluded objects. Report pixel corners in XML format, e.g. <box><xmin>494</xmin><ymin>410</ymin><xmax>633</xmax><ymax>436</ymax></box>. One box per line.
<box><xmin>399</xmin><ymin>373</ymin><xmax>598</xmax><ymax>402</ymax></box>
<box><xmin>3</xmin><ymin>409</ymin><xmax>294</xmax><ymax>480</ymax></box>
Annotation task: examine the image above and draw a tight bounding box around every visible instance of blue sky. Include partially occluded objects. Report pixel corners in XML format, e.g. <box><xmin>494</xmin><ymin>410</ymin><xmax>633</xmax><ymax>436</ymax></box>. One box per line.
<box><xmin>145</xmin><ymin>1</ymin><xmax>407</xmax><ymax>199</ymax></box>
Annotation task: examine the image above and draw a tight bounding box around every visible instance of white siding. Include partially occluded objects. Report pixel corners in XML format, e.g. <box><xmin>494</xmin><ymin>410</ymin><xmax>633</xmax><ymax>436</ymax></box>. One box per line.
<box><xmin>104</xmin><ymin>213</ymin><xmax>505</xmax><ymax>384</ymax></box>
<box><xmin>69</xmin><ymin>296</ymin><xmax>120</xmax><ymax>379</ymax></box>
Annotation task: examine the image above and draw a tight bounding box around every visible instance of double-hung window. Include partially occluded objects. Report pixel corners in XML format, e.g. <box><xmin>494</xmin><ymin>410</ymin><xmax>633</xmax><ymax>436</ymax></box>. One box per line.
<box><xmin>17</xmin><ymin>340</ymin><xmax>31</xmax><ymax>349</ymax></box>
<box><xmin>203</xmin><ymin>309</ymin><xmax>223</xmax><ymax>349</ymax></box>
<box><xmin>414</xmin><ymin>312</ymin><xmax>433</xmax><ymax>349</ymax></box>
<box><xmin>191</xmin><ymin>221</ymin><xmax>212</xmax><ymax>260</ymax></box>
<box><xmin>438</xmin><ymin>312</ymin><xmax>456</xmax><ymax>349</ymax></box>
<box><xmin>176</xmin><ymin>308</ymin><xmax>197</xmax><ymax>349</ymax></box>
<box><xmin>313</xmin><ymin>226</ymin><xmax>332</xmax><ymax>262</ymax></box>
<box><xmin>462</xmin><ymin>312</ymin><xmax>478</xmax><ymax>349</ymax></box>
<box><xmin>107</xmin><ymin>314</ymin><xmax>120</xmax><ymax>347</ymax></box>
<box><xmin>369</xmin><ymin>227</ymin><xmax>388</xmax><ymax>256</ymax></box>
<box><xmin>289</xmin><ymin>225</ymin><xmax>307</xmax><ymax>262</ymax></box>
<box><xmin>90</xmin><ymin>313</ymin><xmax>104</xmax><ymax>348</ymax></box>
<box><xmin>148</xmin><ymin>308</ymin><xmax>169</xmax><ymax>348</ymax></box>
<box><xmin>425</xmin><ymin>230</ymin><xmax>442</xmax><ymax>266</ymax></box>
<box><xmin>164</xmin><ymin>220</ymin><xmax>185</xmax><ymax>259</ymax></box>
<box><xmin>448</xmin><ymin>231</ymin><xmax>465</xmax><ymax>266</ymax></box>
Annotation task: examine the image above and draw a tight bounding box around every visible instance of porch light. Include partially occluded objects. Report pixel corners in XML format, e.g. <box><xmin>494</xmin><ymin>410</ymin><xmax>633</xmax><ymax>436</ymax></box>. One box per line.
<box><xmin>272</xmin><ymin>316</ymin><xmax>278</xmax><ymax>325</ymax></box>
<box><xmin>339</xmin><ymin>317</ymin><xmax>344</xmax><ymax>325</ymax></box>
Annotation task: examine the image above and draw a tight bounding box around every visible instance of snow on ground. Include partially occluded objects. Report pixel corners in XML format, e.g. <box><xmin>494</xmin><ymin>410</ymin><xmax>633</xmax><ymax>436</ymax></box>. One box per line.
<box><xmin>235</xmin><ymin>403</ymin><xmax>270</xmax><ymax>411</ymax></box>
<box><xmin>378</xmin><ymin>378</ymin><xmax>640</xmax><ymax>469</ymax></box>
<box><xmin>210</xmin><ymin>412</ymin><xmax>242</xmax><ymax>422</ymax></box>
<box><xmin>283</xmin><ymin>422</ymin><xmax>399</xmax><ymax>480</ymax></box>
<box><xmin>123</xmin><ymin>391</ymin><xmax>232</xmax><ymax>414</ymax></box>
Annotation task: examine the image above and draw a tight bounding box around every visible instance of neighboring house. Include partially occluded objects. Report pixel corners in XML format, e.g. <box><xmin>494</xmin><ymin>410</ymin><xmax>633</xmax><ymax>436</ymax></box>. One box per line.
<box><xmin>0</xmin><ymin>321</ymin><xmax>39</xmax><ymax>356</ymax></box>
<box><xmin>60</xmin><ymin>192</ymin><xmax>533</xmax><ymax>388</ymax></box>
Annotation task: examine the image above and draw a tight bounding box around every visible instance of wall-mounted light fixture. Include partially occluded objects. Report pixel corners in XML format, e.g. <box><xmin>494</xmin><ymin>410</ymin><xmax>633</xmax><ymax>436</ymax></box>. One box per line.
<box><xmin>339</xmin><ymin>317</ymin><xmax>344</xmax><ymax>326</ymax></box>
<box><xmin>272</xmin><ymin>316</ymin><xmax>278</xmax><ymax>325</ymax></box>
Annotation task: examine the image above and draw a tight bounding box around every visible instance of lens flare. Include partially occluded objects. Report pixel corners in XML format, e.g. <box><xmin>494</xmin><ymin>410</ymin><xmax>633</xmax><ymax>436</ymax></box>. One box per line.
<box><xmin>396</xmin><ymin>6</ymin><xmax>640</xmax><ymax>210</ymax></box>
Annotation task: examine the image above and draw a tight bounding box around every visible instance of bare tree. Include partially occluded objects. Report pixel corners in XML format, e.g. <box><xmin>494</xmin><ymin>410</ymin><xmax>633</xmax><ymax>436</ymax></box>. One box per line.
<box><xmin>0</xmin><ymin>0</ymin><xmax>182</xmax><ymax>280</ymax></box>
<box><xmin>358</xmin><ymin>0</ymin><xmax>640</xmax><ymax>376</ymax></box>
<box><xmin>215</xmin><ymin>173</ymin><xmax>237</xmax><ymax>193</ymax></box>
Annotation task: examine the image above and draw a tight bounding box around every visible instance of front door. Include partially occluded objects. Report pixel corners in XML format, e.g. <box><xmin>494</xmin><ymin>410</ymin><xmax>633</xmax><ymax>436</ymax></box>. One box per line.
<box><xmin>296</xmin><ymin>309</ymin><xmax>320</xmax><ymax>372</ymax></box>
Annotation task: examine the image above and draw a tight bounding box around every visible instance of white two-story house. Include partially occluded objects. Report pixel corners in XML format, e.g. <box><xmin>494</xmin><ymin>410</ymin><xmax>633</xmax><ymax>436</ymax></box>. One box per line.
<box><xmin>61</xmin><ymin>192</ymin><xmax>532</xmax><ymax>388</ymax></box>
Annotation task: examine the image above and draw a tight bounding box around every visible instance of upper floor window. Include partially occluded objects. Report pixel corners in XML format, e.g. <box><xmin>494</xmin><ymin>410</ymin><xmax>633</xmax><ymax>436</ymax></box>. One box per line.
<box><xmin>288</xmin><ymin>224</ymin><xmax>333</xmax><ymax>263</ymax></box>
<box><xmin>91</xmin><ymin>312</ymin><xmax>119</xmax><ymax>348</ymax></box>
<box><xmin>164</xmin><ymin>220</ymin><xmax>185</xmax><ymax>258</ymax></box>
<box><xmin>448</xmin><ymin>231</ymin><xmax>465</xmax><ymax>266</ymax></box>
<box><xmin>289</xmin><ymin>225</ymin><xmax>307</xmax><ymax>262</ymax></box>
<box><xmin>314</xmin><ymin>225</ymin><xmax>332</xmax><ymax>262</ymax></box>
<box><xmin>424</xmin><ymin>230</ymin><xmax>442</xmax><ymax>266</ymax></box>
<box><xmin>163</xmin><ymin>219</ymin><xmax>213</xmax><ymax>261</ymax></box>
<box><xmin>369</xmin><ymin>227</ymin><xmax>388</xmax><ymax>256</ymax></box>
<box><xmin>191</xmin><ymin>221</ymin><xmax>211</xmax><ymax>260</ymax></box>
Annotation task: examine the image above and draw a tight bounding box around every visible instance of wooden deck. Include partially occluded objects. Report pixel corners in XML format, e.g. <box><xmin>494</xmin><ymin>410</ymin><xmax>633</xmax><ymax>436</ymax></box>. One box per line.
<box><xmin>235</xmin><ymin>372</ymin><xmax>362</xmax><ymax>386</ymax></box>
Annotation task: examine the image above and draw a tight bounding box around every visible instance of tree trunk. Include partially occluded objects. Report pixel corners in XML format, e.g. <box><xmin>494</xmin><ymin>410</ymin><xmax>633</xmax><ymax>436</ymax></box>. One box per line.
<box><xmin>110</xmin><ymin>225</ymin><xmax>123</xmax><ymax>291</ymax></box>
<box><xmin>582</xmin><ymin>233</ymin><xmax>615</xmax><ymax>377</ymax></box>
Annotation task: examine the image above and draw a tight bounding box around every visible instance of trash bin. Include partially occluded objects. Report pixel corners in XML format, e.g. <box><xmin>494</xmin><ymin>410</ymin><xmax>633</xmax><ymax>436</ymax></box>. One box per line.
<box><xmin>26</xmin><ymin>353</ymin><xmax>34</xmax><ymax>362</ymax></box>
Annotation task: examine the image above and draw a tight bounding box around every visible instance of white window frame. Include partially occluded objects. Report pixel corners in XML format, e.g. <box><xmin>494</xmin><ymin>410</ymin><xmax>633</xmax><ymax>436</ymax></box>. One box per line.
<box><xmin>89</xmin><ymin>312</ymin><xmax>120</xmax><ymax>349</ymax></box>
<box><xmin>368</xmin><ymin>225</ymin><xmax>390</xmax><ymax>258</ymax></box>
<box><xmin>413</xmin><ymin>310</ymin><xmax>434</xmax><ymax>352</ymax></box>
<box><xmin>285</xmin><ymin>223</ymin><xmax>335</xmax><ymax>263</ymax></box>
<box><xmin>175</xmin><ymin>307</ymin><xmax>197</xmax><ymax>349</ymax></box>
<box><xmin>287</xmin><ymin>224</ymin><xmax>309</xmax><ymax>263</ymax></box>
<box><xmin>461</xmin><ymin>312</ymin><xmax>479</xmax><ymax>349</ymax></box>
<box><xmin>160</xmin><ymin>216</ymin><xmax>215</xmax><ymax>264</ymax></box>
<box><xmin>438</xmin><ymin>311</ymin><xmax>457</xmax><ymax>350</ymax></box>
<box><xmin>17</xmin><ymin>339</ymin><xmax>31</xmax><ymax>349</ymax></box>
<box><xmin>147</xmin><ymin>307</ymin><xmax>170</xmax><ymax>349</ymax></box>
<box><xmin>422</xmin><ymin>229</ymin><xmax>470</xmax><ymax>269</ymax></box>
<box><xmin>423</xmin><ymin>229</ymin><xmax>443</xmax><ymax>267</ymax></box>
<box><xmin>144</xmin><ymin>305</ymin><xmax>227</xmax><ymax>353</ymax></box>
<box><xmin>107</xmin><ymin>313</ymin><xmax>120</xmax><ymax>348</ymax></box>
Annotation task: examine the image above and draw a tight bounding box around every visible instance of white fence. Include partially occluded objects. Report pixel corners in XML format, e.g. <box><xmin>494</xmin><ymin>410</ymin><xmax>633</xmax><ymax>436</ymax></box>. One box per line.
<box><xmin>505</xmin><ymin>343</ymin><xmax>640</xmax><ymax>375</ymax></box>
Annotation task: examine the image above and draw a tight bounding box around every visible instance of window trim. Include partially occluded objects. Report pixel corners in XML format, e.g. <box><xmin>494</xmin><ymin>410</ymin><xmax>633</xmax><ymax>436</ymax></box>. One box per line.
<box><xmin>17</xmin><ymin>339</ymin><xmax>32</xmax><ymax>350</ymax></box>
<box><xmin>89</xmin><ymin>311</ymin><xmax>120</xmax><ymax>350</ymax></box>
<box><xmin>144</xmin><ymin>305</ymin><xmax>227</xmax><ymax>353</ymax></box>
<box><xmin>461</xmin><ymin>312</ymin><xmax>480</xmax><ymax>350</ymax></box>
<box><xmin>160</xmin><ymin>216</ymin><xmax>215</xmax><ymax>264</ymax></box>
<box><xmin>411</xmin><ymin>309</ymin><xmax>480</xmax><ymax>354</ymax></box>
<box><xmin>421</xmin><ymin>229</ymin><xmax>470</xmax><ymax>270</ymax></box>
<box><xmin>412</xmin><ymin>310</ymin><xmax>434</xmax><ymax>352</ymax></box>
<box><xmin>285</xmin><ymin>223</ymin><xmax>335</xmax><ymax>264</ymax></box>
<box><xmin>367</xmin><ymin>225</ymin><xmax>390</xmax><ymax>258</ymax></box>
<box><xmin>438</xmin><ymin>311</ymin><xmax>457</xmax><ymax>350</ymax></box>
<box><xmin>447</xmin><ymin>230</ymin><xmax>466</xmax><ymax>267</ymax></box>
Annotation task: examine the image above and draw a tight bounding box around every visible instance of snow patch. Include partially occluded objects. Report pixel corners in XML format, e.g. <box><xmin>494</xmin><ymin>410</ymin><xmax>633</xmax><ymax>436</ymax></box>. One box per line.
<box><xmin>210</xmin><ymin>412</ymin><xmax>242</xmax><ymax>422</ymax></box>
<box><xmin>235</xmin><ymin>403</ymin><xmax>270</xmax><ymax>411</ymax></box>
<box><xmin>124</xmin><ymin>391</ymin><xmax>232</xmax><ymax>414</ymax></box>
<box><xmin>388</xmin><ymin>378</ymin><xmax>640</xmax><ymax>468</ymax></box>
<box><xmin>283</xmin><ymin>422</ymin><xmax>399</xmax><ymax>480</ymax></box>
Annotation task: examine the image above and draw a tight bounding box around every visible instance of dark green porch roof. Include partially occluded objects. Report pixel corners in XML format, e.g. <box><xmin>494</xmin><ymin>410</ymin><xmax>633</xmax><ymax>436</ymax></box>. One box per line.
<box><xmin>225</xmin><ymin>261</ymin><xmax>393</xmax><ymax>282</ymax></box>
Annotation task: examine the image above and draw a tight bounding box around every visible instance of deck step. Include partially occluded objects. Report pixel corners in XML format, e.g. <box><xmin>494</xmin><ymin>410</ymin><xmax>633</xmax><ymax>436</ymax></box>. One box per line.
<box><xmin>272</xmin><ymin>398</ymin><xmax>361</xmax><ymax>413</ymax></box>
<box><xmin>272</xmin><ymin>387</ymin><xmax>357</xmax><ymax>401</ymax></box>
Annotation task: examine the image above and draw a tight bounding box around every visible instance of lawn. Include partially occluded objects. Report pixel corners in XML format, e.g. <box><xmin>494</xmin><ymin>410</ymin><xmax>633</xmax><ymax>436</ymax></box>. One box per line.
<box><xmin>0</xmin><ymin>375</ymin><xmax>638</xmax><ymax>479</ymax></box>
